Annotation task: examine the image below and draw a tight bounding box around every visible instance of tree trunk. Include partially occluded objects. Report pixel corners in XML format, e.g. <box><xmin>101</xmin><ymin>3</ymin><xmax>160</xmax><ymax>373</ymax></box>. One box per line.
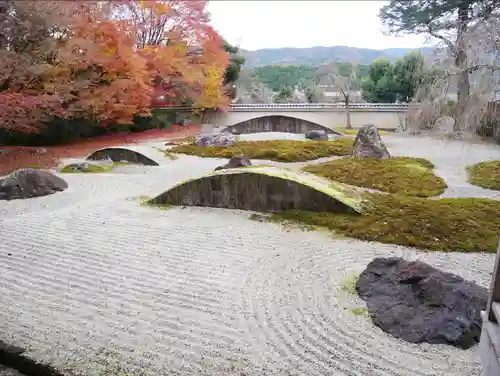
<box><xmin>454</xmin><ymin>5</ymin><xmax>470</xmax><ymax>132</ymax></box>
<box><xmin>345</xmin><ymin>95</ymin><xmax>352</xmax><ymax>129</ymax></box>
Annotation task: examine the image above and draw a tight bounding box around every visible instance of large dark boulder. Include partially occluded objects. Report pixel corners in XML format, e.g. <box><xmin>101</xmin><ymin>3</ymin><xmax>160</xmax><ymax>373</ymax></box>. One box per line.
<box><xmin>194</xmin><ymin>132</ymin><xmax>236</xmax><ymax>147</ymax></box>
<box><xmin>0</xmin><ymin>169</ymin><xmax>68</xmax><ymax>200</ymax></box>
<box><xmin>356</xmin><ymin>257</ymin><xmax>488</xmax><ymax>349</ymax></box>
<box><xmin>214</xmin><ymin>156</ymin><xmax>252</xmax><ymax>171</ymax></box>
<box><xmin>305</xmin><ymin>130</ymin><xmax>328</xmax><ymax>140</ymax></box>
<box><xmin>352</xmin><ymin>124</ymin><xmax>390</xmax><ymax>160</ymax></box>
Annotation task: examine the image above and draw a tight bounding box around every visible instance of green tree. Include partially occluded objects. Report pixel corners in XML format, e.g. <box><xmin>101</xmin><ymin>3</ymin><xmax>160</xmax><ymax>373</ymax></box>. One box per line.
<box><xmin>315</xmin><ymin>64</ymin><xmax>360</xmax><ymax>128</ymax></box>
<box><xmin>379</xmin><ymin>0</ymin><xmax>499</xmax><ymax>130</ymax></box>
<box><xmin>273</xmin><ymin>86</ymin><xmax>293</xmax><ymax>103</ymax></box>
<box><xmin>222</xmin><ymin>40</ymin><xmax>245</xmax><ymax>98</ymax></box>
<box><xmin>362</xmin><ymin>58</ymin><xmax>398</xmax><ymax>103</ymax></box>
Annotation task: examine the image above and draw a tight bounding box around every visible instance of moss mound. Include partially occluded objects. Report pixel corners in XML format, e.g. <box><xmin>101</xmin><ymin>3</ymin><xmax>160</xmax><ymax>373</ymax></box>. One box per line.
<box><xmin>148</xmin><ymin>166</ymin><xmax>365</xmax><ymax>214</ymax></box>
<box><xmin>60</xmin><ymin>163</ymin><xmax>114</xmax><ymax>173</ymax></box>
<box><xmin>169</xmin><ymin>139</ymin><xmax>353</xmax><ymax>162</ymax></box>
<box><xmin>303</xmin><ymin>157</ymin><xmax>446</xmax><ymax>197</ymax></box>
<box><xmin>268</xmin><ymin>193</ymin><xmax>500</xmax><ymax>253</ymax></box>
<box><xmin>467</xmin><ymin>160</ymin><xmax>500</xmax><ymax>191</ymax></box>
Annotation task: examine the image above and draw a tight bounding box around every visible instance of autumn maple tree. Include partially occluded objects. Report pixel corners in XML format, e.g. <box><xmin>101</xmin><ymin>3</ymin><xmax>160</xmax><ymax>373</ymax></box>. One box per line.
<box><xmin>0</xmin><ymin>0</ymin><xmax>230</xmax><ymax>133</ymax></box>
<box><xmin>113</xmin><ymin>0</ymin><xmax>230</xmax><ymax>108</ymax></box>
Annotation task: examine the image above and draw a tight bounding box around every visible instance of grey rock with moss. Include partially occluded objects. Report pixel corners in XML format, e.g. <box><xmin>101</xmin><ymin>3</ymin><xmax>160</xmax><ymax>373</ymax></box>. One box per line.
<box><xmin>194</xmin><ymin>132</ymin><xmax>236</xmax><ymax>147</ymax></box>
<box><xmin>356</xmin><ymin>257</ymin><xmax>487</xmax><ymax>349</ymax></box>
<box><xmin>352</xmin><ymin>124</ymin><xmax>390</xmax><ymax>160</ymax></box>
<box><xmin>0</xmin><ymin>168</ymin><xmax>67</xmax><ymax>200</ymax></box>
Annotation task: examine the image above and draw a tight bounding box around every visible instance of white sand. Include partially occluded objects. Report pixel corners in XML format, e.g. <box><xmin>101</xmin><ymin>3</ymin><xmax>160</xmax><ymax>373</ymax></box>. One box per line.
<box><xmin>0</xmin><ymin>134</ymin><xmax>499</xmax><ymax>376</ymax></box>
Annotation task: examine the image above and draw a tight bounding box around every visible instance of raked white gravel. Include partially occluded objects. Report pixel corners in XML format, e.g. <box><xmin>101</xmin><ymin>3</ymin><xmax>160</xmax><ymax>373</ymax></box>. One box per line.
<box><xmin>0</xmin><ymin>134</ymin><xmax>499</xmax><ymax>376</ymax></box>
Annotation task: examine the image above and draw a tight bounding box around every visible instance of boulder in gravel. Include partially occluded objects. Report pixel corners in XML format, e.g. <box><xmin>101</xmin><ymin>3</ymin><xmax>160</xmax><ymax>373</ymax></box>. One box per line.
<box><xmin>352</xmin><ymin>124</ymin><xmax>390</xmax><ymax>160</ymax></box>
<box><xmin>305</xmin><ymin>130</ymin><xmax>328</xmax><ymax>140</ymax></box>
<box><xmin>214</xmin><ymin>156</ymin><xmax>252</xmax><ymax>171</ymax></box>
<box><xmin>195</xmin><ymin>132</ymin><xmax>236</xmax><ymax>147</ymax></box>
<box><xmin>0</xmin><ymin>168</ymin><xmax>68</xmax><ymax>200</ymax></box>
<box><xmin>356</xmin><ymin>257</ymin><xmax>488</xmax><ymax>349</ymax></box>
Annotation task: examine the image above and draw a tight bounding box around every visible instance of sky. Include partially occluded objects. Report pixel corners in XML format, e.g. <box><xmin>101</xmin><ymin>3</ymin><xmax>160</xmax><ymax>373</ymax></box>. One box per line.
<box><xmin>207</xmin><ymin>1</ymin><xmax>432</xmax><ymax>51</ymax></box>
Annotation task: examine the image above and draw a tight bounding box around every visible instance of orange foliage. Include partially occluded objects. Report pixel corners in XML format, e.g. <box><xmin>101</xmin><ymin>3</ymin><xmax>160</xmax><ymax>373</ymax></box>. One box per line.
<box><xmin>63</xmin><ymin>6</ymin><xmax>153</xmax><ymax>124</ymax></box>
<box><xmin>0</xmin><ymin>0</ymin><xmax>230</xmax><ymax>133</ymax></box>
<box><xmin>116</xmin><ymin>0</ymin><xmax>230</xmax><ymax>108</ymax></box>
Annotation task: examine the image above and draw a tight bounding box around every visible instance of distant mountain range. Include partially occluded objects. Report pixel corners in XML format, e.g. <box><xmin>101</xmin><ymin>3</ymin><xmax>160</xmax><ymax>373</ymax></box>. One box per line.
<box><xmin>241</xmin><ymin>45</ymin><xmax>435</xmax><ymax>68</ymax></box>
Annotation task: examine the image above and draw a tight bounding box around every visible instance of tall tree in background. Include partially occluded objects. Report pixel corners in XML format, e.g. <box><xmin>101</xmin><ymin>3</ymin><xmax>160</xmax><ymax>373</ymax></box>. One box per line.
<box><xmin>379</xmin><ymin>0</ymin><xmax>500</xmax><ymax>130</ymax></box>
<box><xmin>392</xmin><ymin>52</ymin><xmax>427</xmax><ymax>102</ymax></box>
<box><xmin>222</xmin><ymin>40</ymin><xmax>245</xmax><ymax>98</ymax></box>
<box><xmin>362</xmin><ymin>58</ymin><xmax>397</xmax><ymax>103</ymax></box>
<box><xmin>315</xmin><ymin>64</ymin><xmax>360</xmax><ymax>129</ymax></box>
<box><xmin>113</xmin><ymin>0</ymin><xmax>230</xmax><ymax>109</ymax></box>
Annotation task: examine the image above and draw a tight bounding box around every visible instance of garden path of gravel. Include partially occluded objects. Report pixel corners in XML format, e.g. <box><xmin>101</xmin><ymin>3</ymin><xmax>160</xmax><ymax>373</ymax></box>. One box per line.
<box><xmin>0</xmin><ymin>134</ymin><xmax>499</xmax><ymax>376</ymax></box>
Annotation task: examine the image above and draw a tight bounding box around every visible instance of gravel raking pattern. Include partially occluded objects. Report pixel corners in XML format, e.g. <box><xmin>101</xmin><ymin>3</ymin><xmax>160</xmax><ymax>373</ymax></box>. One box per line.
<box><xmin>1</xmin><ymin>135</ymin><xmax>499</xmax><ymax>376</ymax></box>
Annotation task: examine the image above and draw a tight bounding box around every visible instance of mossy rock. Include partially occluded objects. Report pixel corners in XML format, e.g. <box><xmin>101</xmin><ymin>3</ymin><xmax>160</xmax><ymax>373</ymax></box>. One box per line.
<box><xmin>466</xmin><ymin>160</ymin><xmax>500</xmax><ymax>191</ymax></box>
<box><xmin>60</xmin><ymin>163</ymin><xmax>114</xmax><ymax>173</ymax></box>
<box><xmin>148</xmin><ymin>166</ymin><xmax>366</xmax><ymax>214</ymax></box>
<box><xmin>168</xmin><ymin>139</ymin><xmax>354</xmax><ymax>162</ymax></box>
<box><xmin>303</xmin><ymin>157</ymin><xmax>447</xmax><ymax>197</ymax></box>
<box><xmin>269</xmin><ymin>193</ymin><xmax>500</xmax><ymax>253</ymax></box>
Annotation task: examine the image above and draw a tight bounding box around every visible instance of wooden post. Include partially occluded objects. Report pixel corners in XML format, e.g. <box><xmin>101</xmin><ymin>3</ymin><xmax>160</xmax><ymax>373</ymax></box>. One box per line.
<box><xmin>487</xmin><ymin>239</ymin><xmax>500</xmax><ymax>323</ymax></box>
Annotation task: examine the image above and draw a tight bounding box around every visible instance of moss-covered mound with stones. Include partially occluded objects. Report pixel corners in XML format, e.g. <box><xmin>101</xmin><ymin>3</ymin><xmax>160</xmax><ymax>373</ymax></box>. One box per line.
<box><xmin>149</xmin><ymin>166</ymin><xmax>365</xmax><ymax>214</ymax></box>
<box><xmin>264</xmin><ymin>193</ymin><xmax>500</xmax><ymax>253</ymax></box>
<box><xmin>60</xmin><ymin>163</ymin><xmax>114</xmax><ymax>173</ymax></box>
<box><xmin>169</xmin><ymin>139</ymin><xmax>353</xmax><ymax>162</ymax></box>
<box><xmin>466</xmin><ymin>160</ymin><xmax>500</xmax><ymax>191</ymax></box>
<box><xmin>303</xmin><ymin>157</ymin><xmax>447</xmax><ymax>197</ymax></box>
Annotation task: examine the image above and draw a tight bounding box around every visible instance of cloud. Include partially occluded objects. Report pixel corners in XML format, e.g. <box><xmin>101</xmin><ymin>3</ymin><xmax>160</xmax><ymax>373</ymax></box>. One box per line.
<box><xmin>208</xmin><ymin>1</ymin><xmax>431</xmax><ymax>50</ymax></box>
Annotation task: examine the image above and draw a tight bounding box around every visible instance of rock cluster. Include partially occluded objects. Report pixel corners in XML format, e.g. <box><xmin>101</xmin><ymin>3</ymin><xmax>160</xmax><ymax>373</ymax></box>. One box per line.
<box><xmin>195</xmin><ymin>132</ymin><xmax>236</xmax><ymax>147</ymax></box>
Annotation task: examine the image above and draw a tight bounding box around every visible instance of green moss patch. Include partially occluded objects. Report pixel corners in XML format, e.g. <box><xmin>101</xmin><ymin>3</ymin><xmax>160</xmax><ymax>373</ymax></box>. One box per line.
<box><xmin>340</xmin><ymin>273</ymin><xmax>359</xmax><ymax>294</ymax></box>
<box><xmin>60</xmin><ymin>163</ymin><xmax>114</xmax><ymax>173</ymax></box>
<box><xmin>350</xmin><ymin>307</ymin><xmax>370</xmax><ymax>317</ymax></box>
<box><xmin>467</xmin><ymin>160</ymin><xmax>500</xmax><ymax>191</ymax></box>
<box><xmin>169</xmin><ymin>139</ymin><xmax>354</xmax><ymax>162</ymax></box>
<box><xmin>335</xmin><ymin>127</ymin><xmax>392</xmax><ymax>136</ymax></box>
<box><xmin>303</xmin><ymin>157</ymin><xmax>446</xmax><ymax>197</ymax></box>
<box><xmin>269</xmin><ymin>193</ymin><xmax>500</xmax><ymax>253</ymax></box>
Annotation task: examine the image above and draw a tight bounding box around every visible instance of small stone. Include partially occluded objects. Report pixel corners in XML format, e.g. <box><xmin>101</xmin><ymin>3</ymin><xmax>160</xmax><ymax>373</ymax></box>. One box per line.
<box><xmin>70</xmin><ymin>163</ymin><xmax>90</xmax><ymax>171</ymax></box>
<box><xmin>352</xmin><ymin>124</ymin><xmax>391</xmax><ymax>160</ymax></box>
<box><xmin>305</xmin><ymin>130</ymin><xmax>328</xmax><ymax>140</ymax></box>
<box><xmin>214</xmin><ymin>156</ymin><xmax>252</xmax><ymax>171</ymax></box>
